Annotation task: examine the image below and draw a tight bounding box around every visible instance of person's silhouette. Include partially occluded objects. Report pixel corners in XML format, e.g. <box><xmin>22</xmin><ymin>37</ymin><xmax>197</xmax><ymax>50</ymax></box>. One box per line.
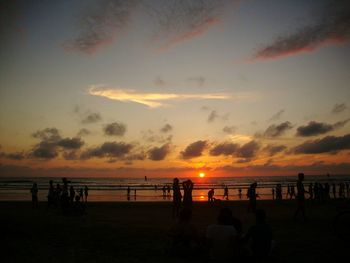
<box><xmin>182</xmin><ymin>180</ymin><xmax>194</xmax><ymax>209</ymax></box>
<box><xmin>294</xmin><ymin>173</ymin><xmax>308</xmax><ymax>221</ymax></box>
<box><xmin>30</xmin><ymin>182</ymin><xmax>39</xmax><ymax>209</ymax></box>
<box><xmin>172</xmin><ymin>178</ymin><xmax>182</xmax><ymax>218</ymax></box>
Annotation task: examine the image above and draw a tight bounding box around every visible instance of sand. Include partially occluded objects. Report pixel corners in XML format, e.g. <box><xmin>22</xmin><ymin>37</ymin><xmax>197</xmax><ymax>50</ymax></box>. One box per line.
<box><xmin>1</xmin><ymin>199</ymin><xmax>349</xmax><ymax>263</ymax></box>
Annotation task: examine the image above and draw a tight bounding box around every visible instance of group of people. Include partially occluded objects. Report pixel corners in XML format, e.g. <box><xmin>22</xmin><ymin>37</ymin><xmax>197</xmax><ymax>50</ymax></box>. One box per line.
<box><xmin>168</xmin><ymin>207</ymin><xmax>273</xmax><ymax>261</ymax></box>
<box><xmin>30</xmin><ymin>178</ymin><xmax>89</xmax><ymax>215</ymax></box>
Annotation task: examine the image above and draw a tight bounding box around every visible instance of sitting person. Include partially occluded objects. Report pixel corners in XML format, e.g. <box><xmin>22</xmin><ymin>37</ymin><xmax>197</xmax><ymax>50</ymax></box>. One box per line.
<box><xmin>243</xmin><ymin>209</ymin><xmax>273</xmax><ymax>259</ymax></box>
<box><xmin>167</xmin><ymin>208</ymin><xmax>200</xmax><ymax>257</ymax></box>
<box><xmin>206</xmin><ymin>207</ymin><xmax>238</xmax><ymax>262</ymax></box>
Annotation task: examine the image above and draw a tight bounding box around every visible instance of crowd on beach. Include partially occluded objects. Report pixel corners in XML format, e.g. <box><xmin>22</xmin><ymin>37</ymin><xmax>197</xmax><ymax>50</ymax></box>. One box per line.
<box><xmin>30</xmin><ymin>177</ymin><xmax>88</xmax><ymax>215</ymax></box>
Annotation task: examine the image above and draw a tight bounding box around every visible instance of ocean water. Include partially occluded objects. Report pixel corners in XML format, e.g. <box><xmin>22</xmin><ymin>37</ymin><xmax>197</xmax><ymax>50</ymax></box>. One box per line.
<box><xmin>0</xmin><ymin>175</ymin><xmax>349</xmax><ymax>202</ymax></box>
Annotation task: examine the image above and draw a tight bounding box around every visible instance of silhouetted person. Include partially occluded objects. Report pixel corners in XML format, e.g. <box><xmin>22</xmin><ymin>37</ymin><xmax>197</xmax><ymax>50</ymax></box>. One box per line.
<box><xmin>223</xmin><ymin>186</ymin><xmax>229</xmax><ymax>200</ymax></box>
<box><xmin>294</xmin><ymin>173</ymin><xmax>308</xmax><ymax>221</ymax></box>
<box><xmin>47</xmin><ymin>180</ymin><xmax>56</xmax><ymax>209</ymax></box>
<box><xmin>167</xmin><ymin>185</ymin><xmax>171</xmax><ymax>198</ymax></box>
<box><xmin>247</xmin><ymin>182</ymin><xmax>258</xmax><ymax>212</ymax></box>
<box><xmin>172</xmin><ymin>178</ymin><xmax>182</xmax><ymax>218</ymax></box>
<box><xmin>276</xmin><ymin>184</ymin><xmax>282</xmax><ymax>201</ymax></box>
<box><xmin>69</xmin><ymin>186</ymin><xmax>75</xmax><ymax>204</ymax></box>
<box><xmin>182</xmin><ymin>180</ymin><xmax>194</xmax><ymax>209</ymax></box>
<box><xmin>208</xmin><ymin>188</ymin><xmax>215</xmax><ymax>203</ymax></box>
<box><xmin>30</xmin><ymin>182</ymin><xmax>38</xmax><ymax>209</ymax></box>
<box><xmin>206</xmin><ymin>207</ymin><xmax>238</xmax><ymax>261</ymax></box>
<box><xmin>238</xmin><ymin>188</ymin><xmax>242</xmax><ymax>199</ymax></box>
<box><xmin>272</xmin><ymin>188</ymin><xmax>275</xmax><ymax>200</ymax></box>
<box><xmin>244</xmin><ymin>209</ymin><xmax>273</xmax><ymax>260</ymax></box>
<box><xmin>162</xmin><ymin>185</ymin><xmax>167</xmax><ymax>199</ymax></box>
<box><xmin>286</xmin><ymin>184</ymin><xmax>291</xmax><ymax>199</ymax></box>
<box><xmin>61</xmin><ymin>177</ymin><xmax>70</xmax><ymax>213</ymax></box>
<box><xmin>84</xmin><ymin>186</ymin><xmax>89</xmax><ymax>202</ymax></box>
<box><xmin>332</xmin><ymin>183</ymin><xmax>336</xmax><ymax>199</ymax></box>
<box><xmin>168</xmin><ymin>208</ymin><xmax>200</xmax><ymax>257</ymax></box>
<box><xmin>127</xmin><ymin>186</ymin><xmax>131</xmax><ymax>201</ymax></box>
<box><xmin>308</xmin><ymin>183</ymin><xmax>314</xmax><ymax>200</ymax></box>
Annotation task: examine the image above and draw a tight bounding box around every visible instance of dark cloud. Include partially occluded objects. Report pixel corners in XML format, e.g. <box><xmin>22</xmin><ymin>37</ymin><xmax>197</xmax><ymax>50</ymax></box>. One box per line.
<box><xmin>332</xmin><ymin>103</ymin><xmax>347</xmax><ymax>114</ymax></box>
<box><xmin>57</xmin><ymin>137</ymin><xmax>84</xmax><ymax>149</ymax></box>
<box><xmin>262</xmin><ymin>121</ymin><xmax>293</xmax><ymax>138</ymax></box>
<box><xmin>237</xmin><ymin>140</ymin><xmax>260</xmax><ymax>159</ymax></box>
<box><xmin>208</xmin><ymin>110</ymin><xmax>219</xmax><ymax>123</ymax></box>
<box><xmin>77</xmin><ymin>128</ymin><xmax>91</xmax><ymax>137</ymax></box>
<box><xmin>148</xmin><ymin>143</ymin><xmax>171</xmax><ymax>161</ymax></box>
<box><xmin>253</xmin><ymin>0</ymin><xmax>350</xmax><ymax>60</ymax></box>
<box><xmin>62</xmin><ymin>151</ymin><xmax>79</xmax><ymax>160</ymax></box>
<box><xmin>64</xmin><ymin>0</ymin><xmax>137</xmax><ymax>54</ymax></box>
<box><xmin>147</xmin><ymin>0</ymin><xmax>228</xmax><ymax>50</ymax></box>
<box><xmin>222</xmin><ymin>126</ymin><xmax>236</xmax><ymax>134</ymax></box>
<box><xmin>209</xmin><ymin>142</ymin><xmax>239</xmax><ymax>156</ymax></box>
<box><xmin>30</xmin><ymin>128</ymin><xmax>84</xmax><ymax>160</ymax></box>
<box><xmin>181</xmin><ymin>140</ymin><xmax>208</xmax><ymax>159</ymax></box>
<box><xmin>81</xmin><ymin>112</ymin><xmax>102</xmax><ymax>124</ymax></box>
<box><xmin>296</xmin><ymin>119</ymin><xmax>350</xmax><ymax>137</ymax></box>
<box><xmin>293</xmin><ymin>134</ymin><xmax>350</xmax><ymax>154</ymax></box>
<box><xmin>0</xmin><ymin>151</ymin><xmax>25</xmax><ymax>160</ymax></box>
<box><xmin>263</xmin><ymin>144</ymin><xmax>287</xmax><ymax>156</ymax></box>
<box><xmin>142</xmin><ymin>130</ymin><xmax>172</xmax><ymax>143</ymax></box>
<box><xmin>104</xmin><ymin>122</ymin><xmax>127</xmax><ymax>136</ymax></box>
<box><xmin>160</xmin><ymin>124</ymin><xmax>173</xmax><ymax>133</ymax></box>
<box><xmin>31</xmin><ymin>141</ymin><xmax>58</xmax><ymax>159</ymax></box>
<box><xmin>32</xmin><ymin>128</ymin><xmax>61</xmax><ymax>142</ymax></box>
<box><xmin>268</xmin><ymin>109</ymin><xmax>285</xmax><ymax>122</ymax></box>
<box><xmin>187</xmin><ymin>76</ymin><xmax>205</xmax><ymax>87</ymax></box>
<box><xmin>81</xmin><ymin>141</ymin><xmax>133</xmax><ymax>159</ymax></box>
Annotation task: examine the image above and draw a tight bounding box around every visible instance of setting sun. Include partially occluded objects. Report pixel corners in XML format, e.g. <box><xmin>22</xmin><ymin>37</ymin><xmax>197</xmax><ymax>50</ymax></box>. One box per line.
<box><xmin>199</xmin><ymin>172</ymin><xmax>205</xmax><ymax>178</ymax></box>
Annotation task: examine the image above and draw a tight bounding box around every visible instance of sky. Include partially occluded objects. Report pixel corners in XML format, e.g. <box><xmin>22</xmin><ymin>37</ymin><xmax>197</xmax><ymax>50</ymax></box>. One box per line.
<box><xmin>0</xmin><ymin>0</ymin><xmax>350</xmax><ymax>178</ymax></box>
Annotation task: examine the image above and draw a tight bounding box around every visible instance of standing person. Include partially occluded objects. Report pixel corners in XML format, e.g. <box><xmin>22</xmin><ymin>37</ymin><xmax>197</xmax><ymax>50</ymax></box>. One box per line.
<box><xmin>47</xmin><ymin>180</ymin><xmax>56</xmax><ymax>209</ymax></box>
<box><xmin>294</xmin><ymin>173</ymin><xmax>308</xmax><ymax>221</ymax></box>
<box><xmin>332</xmin><ymin>183</ymin><xmax>336</xmax><ymax>199</ymax></box>
<box><xmin>172</xmin><ymin>178</ymin><xmax>182</xmax><ymax>218</ymax></box>
<box><xmin>182</xmin><ymin>180</ymin><xmax>194</xmax><ymax>209</ymax></box>
<box><xmin>308</xmin><ymin>183</ymin><xmax>314</xmax><ymax>200</ymax></box>
<box><xmin>286</xmin><ymin>184</ymin><xmax>291</xmax><ymax>199</ymax></box>
<box><xmin>127</xmin><ymin>186</ymin><xmax>131</xmax><ymax>201</ymax></box>
<box><xmin>84</xmin><ymin>185</ymin><xmax>89</xmax><ymax>203</ymax></box>
<box><xmin>167</xmin><ymin>185</ymin><xmax>171</xmax><ymax>198</ymax></box>
<box><xmin>290</xmin><ymin>185</ymin><xmax>296</xmax><ymax>200</ymax></box>
<box><xmin>247</xmin><ymin>182</ymin><xmax>258</xmax><ymax>212</ymax></box>
<box><xmin>162</xmin><ymin>185</ymin><xmax>167</xmax><ymax>199</ymax></box>
<box><xmin>272</xmin><ymin>188</ymin><xmax>275</xmax><ymax>200</ymax></box>
<box><xmin>223</xmin><ymin>186</ymin><xmax>229</xmax><ymax>200</ymax></box>
<box><xmin>69</xmin><ymin>186</ymin><xmax>75</xmax><ymax>204</ymax></box>
<box><xmin>79</xmin><ymin>187</ymin><xmax>84</xmax><ymax>201</ymax></box>
<box><xmin>30</xmin><ymin>182</ymin><xmax>39</xmax><ymax>209</ymax></box>
<box><xmin>208</xmin><ymin>188</ymin><xmax>215</xmax><ymax>203</ymax></box>
<box><xmin>61</xmin><ymin>178</ymin><xmax>70</xmax><ymax>213</ymax></box>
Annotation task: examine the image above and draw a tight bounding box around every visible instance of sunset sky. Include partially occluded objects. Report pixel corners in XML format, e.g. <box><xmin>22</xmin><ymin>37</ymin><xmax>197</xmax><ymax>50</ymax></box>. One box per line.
<box><xmin>1</xmin><ymin>0</ymin><xmax>350</xmax><ymax>178</ymax></box>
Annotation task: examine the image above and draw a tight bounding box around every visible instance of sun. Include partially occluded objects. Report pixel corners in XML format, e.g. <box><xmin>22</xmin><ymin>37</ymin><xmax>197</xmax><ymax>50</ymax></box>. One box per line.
<box><xmin>199</xmin><ymin>172</ymin><xmax>205</xmax><ymax>178</ymax></box>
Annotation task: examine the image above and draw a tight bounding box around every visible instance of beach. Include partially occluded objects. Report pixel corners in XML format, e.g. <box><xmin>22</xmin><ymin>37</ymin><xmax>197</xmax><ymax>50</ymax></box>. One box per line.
<box><xmin>1</xmin><ymin>199</ymin><xmax>349</xmax><ymax>263</ymax></box>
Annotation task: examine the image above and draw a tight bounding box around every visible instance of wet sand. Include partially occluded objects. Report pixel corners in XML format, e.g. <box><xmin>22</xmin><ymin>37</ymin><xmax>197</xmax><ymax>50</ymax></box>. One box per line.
<box><xmin>1</xmin><ymin>200</ymin><xmax>349</xmax><ymax>263</ymax></box>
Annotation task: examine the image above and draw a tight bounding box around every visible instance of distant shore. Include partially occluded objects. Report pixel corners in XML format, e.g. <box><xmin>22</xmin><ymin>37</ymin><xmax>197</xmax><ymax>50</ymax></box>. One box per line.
<box><xmin>1</xmin><ymin>199</ymin><xmax>349</xmax><ymax>262</ymax></box>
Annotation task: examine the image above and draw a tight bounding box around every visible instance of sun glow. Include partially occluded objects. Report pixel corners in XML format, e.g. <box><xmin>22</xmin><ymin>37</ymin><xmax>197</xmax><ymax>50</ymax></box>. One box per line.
<box><xmin>199</xmin><ymin>172</ymin><xmax>205</xmax><ymax>178</ymax></box>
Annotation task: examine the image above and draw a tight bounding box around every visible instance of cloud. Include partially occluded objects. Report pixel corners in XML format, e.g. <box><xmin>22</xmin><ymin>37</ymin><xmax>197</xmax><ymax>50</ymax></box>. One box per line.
<box><xmin>237</xmin><ymin>140</ymin><xmax>260</xmax><ymax>159</ymax></box>
<box><xmin>293</xmin><ymin>134</ymin><xmax>350</xmax><ymax>154</ymax></box>
<box><xmin>187</xmin><ymin>76</ymin><xmax>205</xmax><ymax>87</ymax></box>
<box><xmin>253</xmin><ymin>0</ymin><xmax>350</xmax><ymax>60</ymax></box>
<box><xmin>80</xmin><ymin>141</ymin><xmax>133</xmax><ymax>159</ymax></box>
<box><xmin>209</xmin><ymin>142</ymin><xmax>239</xmax><ymax>156</ymax></box>
<box><xmin>30</xmin><ymin>128</ymin><xmax>85</xmax><ymax>160</ymax></box>
<box><xmin>142</xmin><ymin>129</ymin><xmax>172</xmax><ymax>143</ymax></box>
<box><xmin>222</xmin><ymin>126</ymin><xmax>236</xmax><ymax>134</ymax></box>
<box><xmin>57</xmin><ymin>137</ymin><xmax>84</xmax><ymax>149</ymax></box>
<box><xmin>268</xmin><ymin>109</ymin><xmax>285</xmax><ymax>122</ymax></box>
<box><xmin>160</xmin><ymin>124</ymin><xmax>172</xmax><ymax>133</ymax></box>
<box><xmin>104</xmin><ymin>122</ymin><xmax>127</xmax><ymax>136</ymax></box>
<box><xmin>181</xmin><ymin>140</ymin><xmax>208</xmax><ymax>159</ymax></box>
<box><xmin>81</xmin><ymin>112</ymin><xmax>102</xmax><ymax>124</ymax></box>
<box><xmin>0</xmin><ymin>151</ymin><xmax>25</xmax><ymax>160</ymax></box>
<box><xmin>77</xmin><ymin>128</ymin><xmax>91</xmax><ymax>137</ymax></box>
<box><xmin>263</xmin><ymin>144</ymin><xmax>287</xmax><ymax>156</ymax></box>
<box><xmin>208</xmin><ymin>110</ymin><xmax>219</xmax><ymax>122</ymax></box>
<box><xmin>260</xmin><ymin>121</ymin><xmax>293</xmax><ymax>138</ymax></box>
<box><xmin>89</xmin><ymin>86</ymin><xmax>232</xmax><ymax>108</ymax></box>
<box><xmin>148</xmin><ymin>0</ymin><xmax>230</xmax><ymax>50</ymax></box>
<box><xmin>64</xmin><ymin>0</ymin><xmax>137</xmax><ymax>54</ymax></box>
<box><xmin>296</xmin><ymin>119</ymin><xmax>350</xmax><ymax>137</ymax></box>
<box><xmin>148</xmin><ymin>143</ymin><xmax>172</xmax><ymax>161</ymax></box>
<box><xmin>332</xmin><ymin>103</ymin><xmax>347</xmax><ymax>114</ymax></box>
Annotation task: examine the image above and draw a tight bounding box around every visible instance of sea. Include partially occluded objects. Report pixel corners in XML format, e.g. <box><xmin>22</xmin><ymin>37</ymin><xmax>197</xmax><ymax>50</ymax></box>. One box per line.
<box><xmin>0</xmin><ymin>175</ymin><xmax>349</xmax><ymax>202</ymax></box>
